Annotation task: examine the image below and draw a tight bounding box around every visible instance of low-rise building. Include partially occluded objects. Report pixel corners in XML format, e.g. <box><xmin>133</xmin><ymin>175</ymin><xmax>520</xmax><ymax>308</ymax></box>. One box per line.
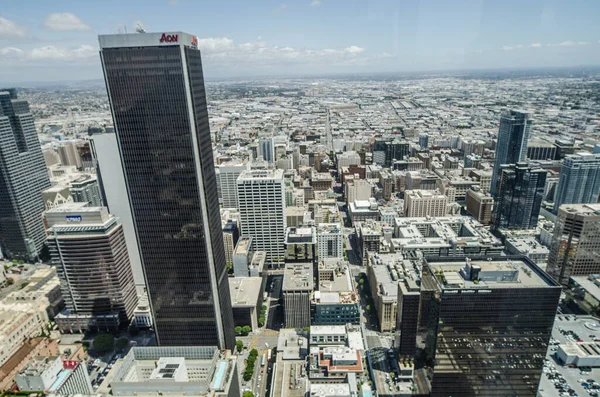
<box><xmin>312</xmin><ymin>260</ymin><xmax>359</xmax><ymax>325</ymax></box>
<box><xmin>505</xmin><ymin>236</ymin><xmax>549</xmax><ymax>269</ymax></box>
<box><xmin>102</xmin><ymin>346</ymin><xmax>240</xmax><ymax>397</ymax></box>
<box><xmin>557</xmin><ymin>342</ymin><xmax>600</xmax><ymax>368</ymax></box>
<box><xmin>392</xmin><ymin>216</ymin><xmax>503</xmax><ymax>258</ymax></box>
<box><xmin>309</xmin><ymin>346</ymin><xmax>364</xmax><ymax>381</ymax></box>
<box><xmin>466</xmin><ymin>188</ymin><xmax>493</xmax><ymax>225</ymax></box>
<box><xmin>16</xmin><ymin>356</ymin><xmax>92</xmax><ymax>395</ymax></box>
<box><xmin>348</xmin><ymin>199</ymin><xmax>379</xmax><ymax>225</ymax></box>
<box><xmin>228</xmin><ymin>277</ymin><xmax>264</xmax><ymax>331</ymax></box>
<box><xmin>570</xmin><ymin>274</ymin><xmax>600</xmax><ymax>314</ymax></box>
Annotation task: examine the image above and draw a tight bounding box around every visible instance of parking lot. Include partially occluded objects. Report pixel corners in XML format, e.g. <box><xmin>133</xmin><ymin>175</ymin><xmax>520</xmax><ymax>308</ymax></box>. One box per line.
<box><xmin>538</xmin><ymin>316</ymin><xmax>600</xmax><ymax>397</ymax></box>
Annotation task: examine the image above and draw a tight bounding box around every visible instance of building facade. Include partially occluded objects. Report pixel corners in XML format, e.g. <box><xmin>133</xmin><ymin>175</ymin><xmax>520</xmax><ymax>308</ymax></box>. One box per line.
<box><xmin>90</xmin><ymin>132</ymin><xmax>145</xmax><ymax>290</ymax></box>
<box><xmin>316</xmin><ymin>223</ymin><xmax>343</xmax><ymax>259</ymax></box>
<box><xmin>491</xmin><ymin>163</ymin><xmax>547</xmax><ymax>232</ymax></box>
<box><xmin>283</xmin><ymin>263</ymin><xmax>313</xmax><ymax>329</ymax></box>
<box><xmin>546</xmin><ymin>204</ymin><xmax>600</xmax><ymax>286</ymax></box>
<box><xmin>70</xmin><ymin>175</ymin><xmax>103</xmax><ymax>207</ymax></box>
<box><xmin>216</xmin><ymin>163</ymin><xmax>248</xmax><ymax>209</ymax></box>
<box><xmin>418</xmin><ymin>256</ymin><xmax>561</xmax><ymax>397</ymax></box>
<box><xmin>45</xmin><ymin>204</ymin><xmax>138</xmax><ymax>332</ymax></box>
<box><xmin>553</xmin><ymin>152</ymin><xmax>600</xmax><ymax>213</ymax></box>
<box><xmin>99</xmin><ymin>32</ymin><xmax>235</xmax><ymax>349</ymax></box>
<box><xmin>237</xmin><ymin>169</ymin><xmax>286</xmax><ymax>268</ymax></box>
<box><xmin>404</xmin><ymin>190</ymin><xmax>448</xmax><ymax>218</ymax></box>
<box><xmin>0</xmin><ymin>89</ymin><xmax>51</xmax><ymax>259</ymax></box>
<box><xmin>491</xmin><ymin>110</ymin><xmax>531</xmax><ymax>196</ymax></box>
<box><xmin>466</xmin><ymin>188</ymin><xmax>493</xmax><ymax>225</ymax></box>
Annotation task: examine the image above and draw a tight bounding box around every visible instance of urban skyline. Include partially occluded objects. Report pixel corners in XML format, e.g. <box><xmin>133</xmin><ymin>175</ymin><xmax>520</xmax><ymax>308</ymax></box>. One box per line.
<box><xmin>0</xmin><ymin>7</ymin><xmax>600</xmax><ymax>395</ymax></box>
<box><xmin>2</xmin><ymin>0</ymin><xmax>600</xmax><ymax>82</ymax></box>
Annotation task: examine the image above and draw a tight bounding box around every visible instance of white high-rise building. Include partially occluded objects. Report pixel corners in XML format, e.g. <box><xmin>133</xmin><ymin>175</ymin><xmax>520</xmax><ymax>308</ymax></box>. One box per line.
<box><xmin>237</xmin><ymin>169</ymin><xmax>286</xmax><ymax>268</ymax></box>
<box><xmin>404</xmin><ymin>189</ymin><xmax>448</xmax><ymax>217</ymax></box>
<box><xmin>90</xmin><ymin>133</ymin><xmax>145</xmax><ymax>291</ymax></box>
<box><xmin>317</xmin><ymin>223</ymin><xmax>344</xmax><ymax>259</ymax></box>
<box><xmin>216</xmin><ymin>162</ymin><xmax>248</xmax><ymax>208</ymax></box>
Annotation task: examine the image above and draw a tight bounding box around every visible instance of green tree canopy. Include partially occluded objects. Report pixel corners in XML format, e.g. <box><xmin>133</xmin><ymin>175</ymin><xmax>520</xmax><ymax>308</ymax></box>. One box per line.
<box><xmin>115</xmin><ymin>337</ymin><xmax>129</xmax><ymax>350</ymax></box>
<box><xmin>93</xmin><ymin>333</ymin><xmax>114</xmax><ymax>353</ymax></box>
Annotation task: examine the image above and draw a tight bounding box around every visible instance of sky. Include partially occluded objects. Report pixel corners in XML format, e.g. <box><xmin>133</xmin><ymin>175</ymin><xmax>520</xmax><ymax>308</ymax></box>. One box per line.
<box><xmin>1</xmin><ymin>0</ymin><xmax>600</xmax><ymax>83</ymax></box>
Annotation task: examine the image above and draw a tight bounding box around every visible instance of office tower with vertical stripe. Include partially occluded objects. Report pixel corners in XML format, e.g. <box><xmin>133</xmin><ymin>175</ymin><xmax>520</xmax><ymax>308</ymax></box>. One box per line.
<box><xmin>98</xmin><ymin>32</ymin><xmax>234</xmax><ymax>349</ymax></box>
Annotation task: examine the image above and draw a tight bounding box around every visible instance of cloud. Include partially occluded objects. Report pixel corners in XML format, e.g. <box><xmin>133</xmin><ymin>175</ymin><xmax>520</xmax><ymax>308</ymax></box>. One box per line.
<box><xmin>344</xmin><ymin>45</ymin><xmax>364</xmax><ymax>54</ymax></box>
<box><xmin>503</xmin><ymin>41</ymin><xmax>591</xmax><ymax>50</ymax></box>
<box><xmin>0</xmin><ymin>47</ymin><xmax>24</xmax><ymax>57</ymax></box>
<box><xmin>310</xmin><ymin>0</ymin><xmax>321</xmax><ymax>6</ymax></box>
<box><xmin>548</xmin><ymin>40</ymin><xmax>589</xmax><ymax>47</ymax></box>
<box><xmin>193</xmin><ymin>36</ymin><xmax>373</xmax><ymax>71</ymax></box>
<box><xmin>0</xmin><ymin>16</ymin><xmax>28</xmax><ymax>38</ymax></box>
<box><xmin>273</xmin><ymin>4</ymin><xmax>288</xmax><ymax>13</ymax></box>
<box><xmin>198</xmin><ymin>37</ymin><xmax>235</xmax><ymax>52</ymax></box>
<box><xmin>1</xmin><ymin>44</ymin><xmax>96</xmax><ymax>61</ymax></box>
<box><xmin>44</xmin><ymin>13</ymin><xmax>91</xmax><ymax>31</ymax></box>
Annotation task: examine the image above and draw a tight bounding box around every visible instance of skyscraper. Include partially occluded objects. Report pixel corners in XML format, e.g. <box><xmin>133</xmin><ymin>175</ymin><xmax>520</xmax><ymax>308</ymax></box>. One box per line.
<box><xmin>491</xmin><ymin>110</ymin><xmax>531</xmax><ymax>196</ymax></box>
<box><xmin>45</xmin><ymin>203</ymin><xmax>138</xmax><ymax>332</ymax></box>
<box><xmin>0</xmin><ymin>88</ymin><xmax>51</xmax><ymax>260</ymax></box>
<box><xmin>418</xmin><ymin>256</ymin><xmax>561</xmax><ymax>396</ymax></box>
<box><xmin>237</xmin><ymin>169</ymin><xmax>286</xmax><ymax>268</ymax></box>
<box><xmin>216</xmin><ymin>162</ymin><xmax>248</xmax><ymax>208</ymax></box>
<box><xmin>99</xmin><ymin>32</ymin><xmax>235</xmax><ymax>349</ymax></box>
<box><xmin>491</xmin><ymin>163</ymin><xmax>547</xmax><ymax>232</ymax></box>
<box><xmin>89</xmin><ymin>132</ymin><xmax>145</xmax><ymax>290</ymax></box>
<box><xmin>553</xmin><ymin>152</ymin><xmax>600</xmax><ymax>213</ymax></box>
<box><xmin>546</xmin><ymin>203</ymin><xmax>600</xmax><ymax>286</ymax></box>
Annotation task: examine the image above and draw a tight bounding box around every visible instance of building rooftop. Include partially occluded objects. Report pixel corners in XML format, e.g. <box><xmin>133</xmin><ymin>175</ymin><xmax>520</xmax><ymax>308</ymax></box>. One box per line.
<box><xmin>427</xmin><ymin>256</ymin><xmax>561</xmax><ymax>289</ymax></box>
<box><xmin>285</xmin><ymin>226</ymin><xmax>316</xmax><ymax>244</ymax></box>
<box><xmin>282</xmin><ymin>263</ymin><xmax>314</xmax><ymax>291</ymax></box>
<box><xmin>233</xmin><ymin>236</ymin><xmax>251</xmax><ymax>255</ymax></box>
<box><xmin>238</xmin><ymin>168</ymin><xmax>283</xmax><ymax>181</ymax></box>
<box><xmin>228</xmin><ymin>277</ymin><xmax>262</xmax><ymax>307</ymax></box>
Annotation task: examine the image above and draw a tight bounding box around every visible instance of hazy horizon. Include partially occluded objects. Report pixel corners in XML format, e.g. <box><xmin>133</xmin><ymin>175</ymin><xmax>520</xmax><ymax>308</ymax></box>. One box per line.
<box><xmin>2</xmin><ymin>0</ymin><xmax>600</xmax><ymax>83</ymax></box>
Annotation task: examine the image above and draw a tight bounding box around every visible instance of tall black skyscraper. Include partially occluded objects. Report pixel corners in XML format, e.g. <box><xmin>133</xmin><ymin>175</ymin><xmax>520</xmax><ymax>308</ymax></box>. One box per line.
<box><xmin>99</xmin><ymin>32</ymin><xmax>235</xmax><ymax>349</ymax></box>
<box><xmin>491</xmin><ymin>110</ymin><xmax>531</xmax><ymax>196</ymax></box>
<box><xmin>0</xmin><ymin>89</ymin><xmax>51</xmax><ymax>260</ymax></box>
<box><xmin>417</xmin><ymin>256</ymin><xmax>561</xmax><ymax>397</ymax></box>
<box><xmin>491</xmin><ymin>162</ymin><xmax>547</xmax><ymax>232</ymax></box>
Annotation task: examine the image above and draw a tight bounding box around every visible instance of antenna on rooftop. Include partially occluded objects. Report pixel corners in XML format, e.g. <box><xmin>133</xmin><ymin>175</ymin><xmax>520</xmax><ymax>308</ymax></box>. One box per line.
<box><xmin>136</xmin><ymin>23</ymin><xmax>146</xmax><ymax>33</ymax></box>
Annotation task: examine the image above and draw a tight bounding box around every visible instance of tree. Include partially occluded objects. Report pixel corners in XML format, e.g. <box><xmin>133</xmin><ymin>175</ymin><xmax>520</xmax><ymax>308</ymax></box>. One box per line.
<box><xmin>366</xmin><ymin>305</ymin><xmax>371</xmax><ymax>312</ymax></box>
<box><xmin>6</xmin><ymin>278</ymin><xmax>14</xmax><ymax>285</ymax></box>
<box><xmin>235</xmin><ymin>326</ymin><xmax>242</xmax><ymax>335</ymax></box>
<box><xmin>115</xmin><ymin>337</ymin><xmax>129</xmax><ymax>350</ymax></box>
<box><xmin>93</xmin><ymin>333</ymin><xmax>114</xmax><ymax>353</ymax></box>
<box><xmin>236</xmin><ymin>340</ymin><xmax>244</xmax><ymax>353</ymax></box>
<box><xmin>359</xmin><ymin>278</ymin><xmax>365</xmax><ymax>285</ymax></box>
<box><xmin>128</xmin><ymin>323</ymin><xmax>139</xmax><ymax>337</ymax></box>
<box><xmin>242</xmin><ymin>325</ymin><xmax>251</xmax><ymax>335</ymax></box>
<box><xmin>258</xmin><ymin>316</ymin><xmax>265</xmax><ymax>327</ymax></box>
<box><xmin>39</xmin><ymin>244</ymin><xmax>51</xmax><ymax>262</ymax></box>
<box><xmin>243</xmin><ymin>392</ymin><xmax>254</xmax><ymax>397</ymax></box>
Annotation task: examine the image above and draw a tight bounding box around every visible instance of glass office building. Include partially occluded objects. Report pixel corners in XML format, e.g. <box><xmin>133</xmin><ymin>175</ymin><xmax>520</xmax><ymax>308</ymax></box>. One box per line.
<box><xmin>99</xmin><ymin>32</ymin><xmax>235</xmax><ymax>349</ymax></box>
<box><xmin>0</xmin><ymin>89</ymin><xmax>51</xmax><ymax>260</ymax></box>
<box><xmin>491</xmin><ymin>162</ymin><xmax>547</xmax><ymax>232</ymax></box>
<box><xmin>417</xmin><ymin>256</ymin><xmax>561</xmax><ymax>397</ymax></box>
<box><xmin>491</xmin><ymin>110</ymin><xmax>531</xmax><ymax>196</ymax></box>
